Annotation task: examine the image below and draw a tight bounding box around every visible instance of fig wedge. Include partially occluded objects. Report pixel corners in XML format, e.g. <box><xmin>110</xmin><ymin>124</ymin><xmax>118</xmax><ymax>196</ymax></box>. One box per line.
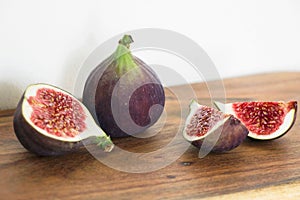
<box><xmin>214</xmin><ymin>101</ymin><xmax>297</xmax><ymax>140</ymax></box>
<box><xmin>183</xmin><ymin>100</ymin><xmax>249</xmax><ymax>153</ymax></box>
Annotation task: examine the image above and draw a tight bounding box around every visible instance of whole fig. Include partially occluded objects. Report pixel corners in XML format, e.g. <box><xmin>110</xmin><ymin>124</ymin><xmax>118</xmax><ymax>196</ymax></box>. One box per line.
<box><xmin>83</xmin><ymin>35</ymin><xmax>165</xmax><ymax>137</ymax></box>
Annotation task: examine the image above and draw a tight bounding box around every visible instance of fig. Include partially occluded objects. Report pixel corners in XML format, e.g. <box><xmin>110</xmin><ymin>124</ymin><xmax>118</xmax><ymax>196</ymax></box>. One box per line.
<box><xmin>13</xmin><ymin>83</ymin><xmax>114</xmax><ymax>156</ymax></box>
<box><xmin>183</xmin><ymin>100</ymin><xmax>249</xmax><ymax>153</ymax></box>
<box><xmin>214</xmin><ymin>101</ymin><xmax>297</xmax><ymax>140</ymax></box>
<box><xmin>83</xmin><ymin>35</ymin><xmax>165</xmax><ymax>137</ymax></box>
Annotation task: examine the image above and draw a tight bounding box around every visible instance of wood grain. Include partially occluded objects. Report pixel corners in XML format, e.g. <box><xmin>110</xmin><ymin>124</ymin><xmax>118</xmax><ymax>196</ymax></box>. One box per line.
<box><xmin>1</xmin><ymin>72</ymin><xmax>300</xmax><ymax>200</ymax></box>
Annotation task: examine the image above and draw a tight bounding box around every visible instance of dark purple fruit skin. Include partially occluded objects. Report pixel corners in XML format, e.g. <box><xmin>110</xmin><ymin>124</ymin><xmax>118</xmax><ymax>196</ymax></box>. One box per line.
<box><xmin>192</xmin><ymin>115</ymin><xmax>249</xmax><ymax>153</ymax></box>
<box><xmin>13</xmin><ymin>94</ymin><xmax>83</xmax><ymax>156</ymax></box>
<box><xmin>83</xmin><ymin>56</ymin><xmax>165</xmax><ymax>138</ymax></box>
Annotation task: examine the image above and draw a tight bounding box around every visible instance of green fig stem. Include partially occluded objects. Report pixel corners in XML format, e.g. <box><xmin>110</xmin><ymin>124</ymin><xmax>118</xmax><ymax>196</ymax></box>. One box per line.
<box><xmin>119</xmin><ymin>34</ymin><xmax>134</xmax><ymax>48</ymax></box>
<box><xmin>113</xmin><ymin>35</ymin><xmax>138</xmax><ymax>76</ymax></box>
<box><xmin>94</xmin><ymin>135</ymin><xmax>114</xmax><ymax>152</ymax></box>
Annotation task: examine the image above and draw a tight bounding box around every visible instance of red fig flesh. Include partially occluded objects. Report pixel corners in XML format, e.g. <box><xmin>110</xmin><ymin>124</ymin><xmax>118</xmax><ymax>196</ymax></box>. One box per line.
<box><xmin>214</xmin><ymin>101</ymin><xmax>297</xmax><ymax>140</ymax></box>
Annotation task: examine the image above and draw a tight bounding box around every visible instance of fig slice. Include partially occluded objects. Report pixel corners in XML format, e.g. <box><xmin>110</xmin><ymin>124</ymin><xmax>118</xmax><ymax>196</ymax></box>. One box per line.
<box><xmin>214</xmin><ymin>101</ymin><xmax>297</xmax><ymax>140</ymax></box>
<box><xmin>183</xmin><ymin>100</ymin><xmax>249</xmax><ymax>153</ymax></box>
<box><xmin>13</xmin><ymin>83</ymin><xmax>114</xmax><ymax>156</ymax></box>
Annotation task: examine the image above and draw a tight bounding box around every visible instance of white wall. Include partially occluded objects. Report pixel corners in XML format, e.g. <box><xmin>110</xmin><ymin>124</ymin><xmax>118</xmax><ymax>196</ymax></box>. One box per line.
<box><xmin>1</xmin><ymin>0</ymin><xmax>300</xmax><ymax>110</ymax></box>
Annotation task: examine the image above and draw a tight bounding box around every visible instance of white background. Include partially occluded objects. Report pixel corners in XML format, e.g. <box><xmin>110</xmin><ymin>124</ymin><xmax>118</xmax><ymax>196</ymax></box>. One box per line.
<box><xmin>1</xmin><ymin>0</ymin><xmax>300</xmax><ymax>110</ymax></box>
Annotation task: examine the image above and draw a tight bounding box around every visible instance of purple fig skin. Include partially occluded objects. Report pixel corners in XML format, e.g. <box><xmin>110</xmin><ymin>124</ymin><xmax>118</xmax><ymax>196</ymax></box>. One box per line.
<box><xmin>83</xmin><ymin>55</ymin><xmax>165</xmax><ymax>138</ymax></box>
<box><xmin>191</xmin><ymin>115</ymin><xmax>249</xmax><ymax>153</ymax></box>
<box><xmin>13</xmin><ymin>95</ymin><xmax>83</xmax><ymax>156</ymax></box>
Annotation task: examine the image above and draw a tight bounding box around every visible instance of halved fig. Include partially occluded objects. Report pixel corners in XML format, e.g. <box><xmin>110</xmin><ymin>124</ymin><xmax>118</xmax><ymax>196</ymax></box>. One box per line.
<box><xmin>183</xmin><ymin>100</ymin><xmax>249</xmax><ymax>153</ymax></box>
<box><xmin>13</xmin><ymin>83</ymin><xmax>114</xmax><ymax>156</ymax></box>
<box><xmin>214</xmin><ymin>101</ymin><xmax>297</xmax><ymax>140</ymax></box>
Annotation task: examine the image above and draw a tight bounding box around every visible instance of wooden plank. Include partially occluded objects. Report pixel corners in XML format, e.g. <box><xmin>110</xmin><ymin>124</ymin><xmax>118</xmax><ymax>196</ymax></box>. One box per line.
<box><xmin>0</xmin><ymin>109</ymin><xmax>15</xmax><ymax>117</ymax></box>
<box><xmin>0</xmin><ymin>72</ymin><xmax>300</xmax><ymax>199</ymax></box>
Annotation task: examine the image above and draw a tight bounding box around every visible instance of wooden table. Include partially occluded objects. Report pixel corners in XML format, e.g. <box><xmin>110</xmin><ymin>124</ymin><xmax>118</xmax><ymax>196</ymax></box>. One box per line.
<box><xmin>1</xmin><ymin>72</ymin><xmax>300</xmax><ymax>199</ymax></box>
